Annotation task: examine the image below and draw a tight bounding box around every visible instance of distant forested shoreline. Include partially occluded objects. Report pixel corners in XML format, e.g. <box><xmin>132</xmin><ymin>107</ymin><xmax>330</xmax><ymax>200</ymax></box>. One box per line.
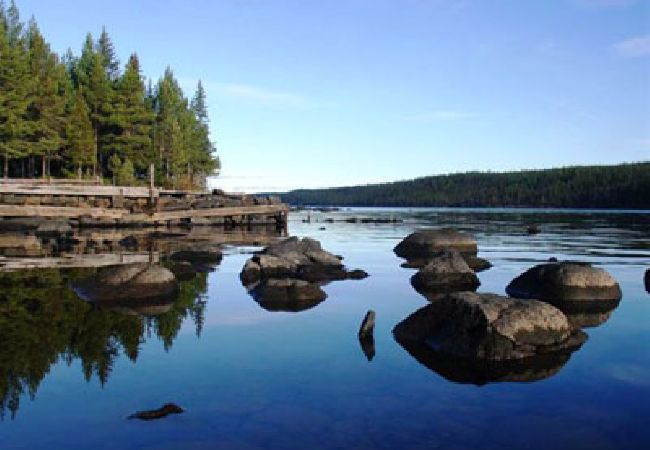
<box><xmin>280</xmin><ymin>163</ymin><xmax>650</xmax><ymax>209</ymax></box>
<box><xmin>0</xmin><ymin>1</ymin><xmax>219</xmax><ymax>188</ymax></box>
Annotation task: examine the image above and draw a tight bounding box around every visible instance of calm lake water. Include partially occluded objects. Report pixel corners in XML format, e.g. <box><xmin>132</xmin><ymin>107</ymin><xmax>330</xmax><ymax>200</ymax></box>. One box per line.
<box><xmin>1</xmin><ymin>208</ymin><xmax>649</xmax><ymax>450</ymax></box>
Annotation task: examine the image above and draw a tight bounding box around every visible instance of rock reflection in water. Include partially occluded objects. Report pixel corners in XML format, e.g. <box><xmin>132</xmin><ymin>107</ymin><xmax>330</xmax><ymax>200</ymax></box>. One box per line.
<box><xmin>0</xmin><ymin>265</ymin><xmax>209</xmax><ymax>420</ymax></box>
<box><xmin>393</xmin><ymin>292</ymin><xmax>588</xmax><ymax>385</ymax></box>
<box><xmin>395</xmin><ymin>340</ymin><xmax>581</xmax><ymax>385</ymax></box>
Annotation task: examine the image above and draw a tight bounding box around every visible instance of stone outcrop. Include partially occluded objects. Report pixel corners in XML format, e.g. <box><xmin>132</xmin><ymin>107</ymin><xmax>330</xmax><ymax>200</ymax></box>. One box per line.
<box><xmin>506</xmin><ymin>262</ymin><xmax>622</xmax><ymax>305</ymax></box>
<box><xmin>240</xmin><ymin>237</ymin><xmax>367</xmax><ymax>310</ymax></box>
<box><xmin>410</xmin><ymin>249</ymin><xmax>480</xmax><ymax>293</ymax></box>
<box><xmin>394</xmin><ymin>229</ymin><xmax>491</xmax><ymax>272</ymax></box>
<box><xmin>74</xmin><ymin>263</ymin><xmax>178</xmax><ymax>303</ymax></box>
<box><xmin>393</xmin><ymin>292</ymin><xmax>586</xmax><ymax>362</ymax></box>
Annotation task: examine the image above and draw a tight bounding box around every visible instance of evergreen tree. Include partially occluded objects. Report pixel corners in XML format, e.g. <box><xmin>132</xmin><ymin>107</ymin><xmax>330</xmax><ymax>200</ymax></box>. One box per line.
<box><xmin>75</xmin><ymin>40</ymin><xmax>112</xmax><ymax>176</ymax></box>
<box><xmin>106</xmin><ymin>53</ymin><xmax>153</xmax><ymax>174</ymax></box>
<box><xmin>26</xmin><ymin>19</ymin><xmax>67</xmax><ymax>177</ymax></box>
<box><xmin>65</xmin><ymin>89</ymin><xmax>95</xmax><ymax>175</ymax></box>
<box><xmin>96</xmin><ymin>26</ymin><xmax>119</xmax><ymax>81</ymax></box>
<box><xmin>0</xmin><ymin>10</ymin><xmax>31</xmax><ymax>177</ymax></box>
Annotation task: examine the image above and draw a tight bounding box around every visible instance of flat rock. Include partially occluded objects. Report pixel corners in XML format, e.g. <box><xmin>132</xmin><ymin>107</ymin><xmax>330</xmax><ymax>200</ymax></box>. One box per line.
<box><xmin>394</xmin><ymin>228</ymin><xmax>478</xmax><ymax>259</ymax></box>
<box><xmin>393</xmin><ymin>291</ymin><xmax>586</xmax><ymax>361</ymax></box>
<box><xmin>411</xmin><ymin>249</ymin><xmax>479</xmax><ymax>292</ymax></box>
<box><xmin>506</xmin><ymin>262</ymin><xmax>622</xmax><ymax>304</ymax></box>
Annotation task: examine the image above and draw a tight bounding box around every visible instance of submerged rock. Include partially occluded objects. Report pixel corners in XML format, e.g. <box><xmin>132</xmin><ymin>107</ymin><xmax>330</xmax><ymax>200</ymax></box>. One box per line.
<box><xmin>74</xmin><ymin>263</ymin><xmax>178</xmax><ymax>303</ymax></box>
<box><xmin>506</xmin><ymin>262</ymin><xmax>622</xmax><ymax>305</ymax></box>
<box><xmin>393</xmin><ymin>292</ymin><xmax>586</xmax><ymax>362</ymax></box>
<box><xmin>411</xmin><ymin>250</ymin><xmax>480</xmax><ymax>292</ymax></box>
<box><xmin>170</xmin><ymin>247</ymin><xmax>223</xmax><ymax>264</ymax></box>
<box><xmin>526</xmin><ymin>224</ymin><xmax>541</xmax><ymax>235</ymax></box>
<box><xmin>645</xmin><ymin>268</ymin><xmax>649</xmax><ymax>293</ymax></box>
<box><xmin>240</xmin><ymin>237</ymin><xmax>367</xmax><ymax>310</ymax></box>
<box><xmin>128</xmin><ymin>403</ymin><xmax>184</xmax><ymax>420</ymax></box>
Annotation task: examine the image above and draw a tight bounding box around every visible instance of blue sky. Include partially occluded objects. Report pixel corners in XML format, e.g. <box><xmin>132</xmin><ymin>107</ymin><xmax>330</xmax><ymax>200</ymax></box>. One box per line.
<box><xmin>15</xmin><ymin>0</ymin><xmax>650</xmax><ymax>192</ymax></box>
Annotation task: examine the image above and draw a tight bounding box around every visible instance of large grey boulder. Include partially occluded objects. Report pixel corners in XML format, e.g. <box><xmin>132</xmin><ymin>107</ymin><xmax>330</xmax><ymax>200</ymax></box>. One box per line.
<box><xmin>240</xmin><ymin>237</ymin><xmax>366</xmax><ymax>285</ymax></box>
<box><xmin>241</xmin><ymin>237</ymin><xmax>367</xmax><ymax>310</ymax></box>
<box><xmin>394</xmin><ymin>229</ymin><xmax>478</xmax><ymax>258</ymax></box>
<box><xmin>74</xmin><ymin>263</ymin><xmax>178</xmax><ymax>303</ymax></box>
<box><xmin>394</xmin><ymin>229</ymin><xmax>491</xmax><ymax>272</ymax></box>
<box><xmin>411</xmin><ymin>249</ymin><xmax>480</xmax><ymax>293</ymax></box>
<box><xmin>506</xmin><ymin>262</ymin><xmax>622</xmax><ymax>305</ymax></box>
<box><xmin>393</xmin><ymin>292</ymin><xmax>586</xmax><ymax>362</ymax></box>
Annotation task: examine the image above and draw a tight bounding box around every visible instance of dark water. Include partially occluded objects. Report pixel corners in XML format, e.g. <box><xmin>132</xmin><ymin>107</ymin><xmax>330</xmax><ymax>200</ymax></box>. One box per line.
<box><xmin>1</xmin><ymin>208</ymin><xmax>649</xmax><ymax>450</ymax></box>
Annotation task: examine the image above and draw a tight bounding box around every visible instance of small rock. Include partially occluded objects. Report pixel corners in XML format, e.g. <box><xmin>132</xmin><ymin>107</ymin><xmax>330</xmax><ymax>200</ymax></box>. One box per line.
<box><xmin>358</xmin><ymin>310</ymin><xmax>376</xmax><ymax>340</ymax></box>
<box><xmin>128</xmin><ymin>403</ymin><xmax>184</xmax><ymax>420</ymax></box>
<box><xmin>526</xmin><ymin>224</ymin><xmax>541</xmax><ymax>235</ymax></box>
<box><xmin>347</xmin><ymin>269</ymin><xmax>369</xmax><ymax>280</ymax></box>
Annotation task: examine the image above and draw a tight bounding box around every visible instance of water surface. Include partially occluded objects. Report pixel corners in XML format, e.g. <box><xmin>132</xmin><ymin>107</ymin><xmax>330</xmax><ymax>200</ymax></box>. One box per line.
<box><xmin>1</xmin><ymin>208</ymin><xmax>649</xmax><ymax>449</ymax></box>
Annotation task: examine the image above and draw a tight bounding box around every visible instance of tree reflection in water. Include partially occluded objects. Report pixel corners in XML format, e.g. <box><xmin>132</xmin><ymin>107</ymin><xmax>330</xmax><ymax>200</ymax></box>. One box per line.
<box><xmin>0</xmin><ymin>266</ymin><xmax>208</xmax><ymax>420</ymax></box>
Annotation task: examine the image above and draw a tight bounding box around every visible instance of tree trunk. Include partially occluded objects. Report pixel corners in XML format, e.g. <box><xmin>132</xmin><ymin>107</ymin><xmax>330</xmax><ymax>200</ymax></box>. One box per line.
<box><xmin>3</xmin><ymin>155</ymin><xmax>7</xmax><ymax>179</ymax></box>
<box><xmin>42</xmin><ymin>156</ymin><xmax>46</xmax><ymax>178</ymax></box>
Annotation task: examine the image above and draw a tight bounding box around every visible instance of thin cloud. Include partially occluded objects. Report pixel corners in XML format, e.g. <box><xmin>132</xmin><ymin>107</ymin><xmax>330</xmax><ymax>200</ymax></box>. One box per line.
<box><xmin>401</xmin><ymin>110</ymin><xmax>477</xmax><ymax>123</ymax></box>
<box><xmin>573</xmin><ymin>0</ymin><xmax>637</xmax><ymax>8</ymax></box>
<box><xmin>612</xmin><ymin>34</ymin><xmax>650</xmax><ymax>58</ymax></box>
<box><xmin>213</xmin><ymin>82</ymin><xmax>313</xmax><ymax>108</ymax></box>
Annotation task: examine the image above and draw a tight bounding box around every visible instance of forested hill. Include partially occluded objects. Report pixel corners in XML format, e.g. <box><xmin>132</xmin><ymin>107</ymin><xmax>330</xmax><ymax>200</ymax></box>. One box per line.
<box><xmin>280</xmin><ymin>163</ymin><xmax>650</xmax><ymax>209</ymax></box>
<box><xmin>0</xmin><ymin>1</ymin><xmax>219</xmax><ymax>188</ymax></box>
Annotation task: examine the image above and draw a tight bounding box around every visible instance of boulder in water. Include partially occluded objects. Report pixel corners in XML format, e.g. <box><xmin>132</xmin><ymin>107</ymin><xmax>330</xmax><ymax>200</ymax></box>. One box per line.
<box><xmin>240</xmin><ymin>237</ymin><xmax>367</xmax><ymax>310</ymax></box>
<box><xmin>506</xmin><ymin>262</ymin><xmax>622</xmax><ymax>305</ymax></box>
<box><xmin>394</xmin><ymin>228</ymin><xmax>478</xmax><ymax>259</ymax></box>
<box><xmin>411</xmin><ymin>249</ymin><xmax>480</xmax><ymax>292</ymax></box>
<box><xmin>393</xmin><ymin>291</ymin><xmax>586</xmax><ymax>362</ymax></box>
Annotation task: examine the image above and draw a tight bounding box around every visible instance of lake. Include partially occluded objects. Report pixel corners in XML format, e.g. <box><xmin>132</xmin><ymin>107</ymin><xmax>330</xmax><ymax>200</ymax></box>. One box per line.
<box><xmin>1</xmin><ymin>208</ymin><xmax>649</xmax><ymax>450</ymax></box>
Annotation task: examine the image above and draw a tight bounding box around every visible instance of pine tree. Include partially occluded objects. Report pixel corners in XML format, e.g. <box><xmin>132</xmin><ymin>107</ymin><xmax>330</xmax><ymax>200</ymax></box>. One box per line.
<box><xmin>190</xmin><ymin>80</ymin><xmax>208</xmax><ymax>126</ymax></box>
<box><xmin>106</xmin><ymin>53</ymin><xmax>153</xmax><ymax>174</ymax></box>
<box><xmin>65</xmin><ymin>89</ymin><xmax>95</xmax><ymax>175</ymax></box>
<box><xmin>96</xmin><ymin>26</ymin><xmax>119</xmax><ymax>81</ymax></box>
<box><xmin>26</xmin><ymin>18</ymin><xmax>67</xmax><ymax>177</ymax></box>
<box><xmin>75</xmin><ymin>40</ymin><xmax>112</xmax><ymax>176</ymax></box>
<box><xmin>0</xmin><ymin>9</ymin><xmax>31</xmax><ymax>177</ymax></box>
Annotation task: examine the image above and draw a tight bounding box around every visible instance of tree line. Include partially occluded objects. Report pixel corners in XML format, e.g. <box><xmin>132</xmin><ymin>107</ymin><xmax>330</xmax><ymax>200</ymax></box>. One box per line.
<box><xmin>282</xmin><ymin>163</ymin><xmax>650</xmax><ymax>209</ymax></box>
<box><xmin>0</xmin><ymin>1</ymin><xmax>220</xmax><ymax>188</ymax></box>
